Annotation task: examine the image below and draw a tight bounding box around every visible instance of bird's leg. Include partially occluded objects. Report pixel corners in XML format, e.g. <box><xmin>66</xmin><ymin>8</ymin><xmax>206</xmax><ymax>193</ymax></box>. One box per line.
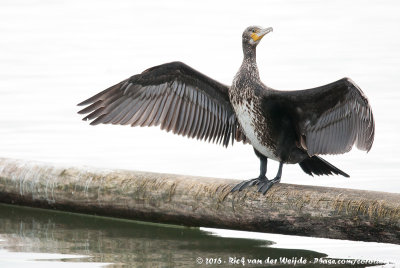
<box><xmin>231</xmin><ymin>152</ymin><xmax>268</xmax><ymax>192</ymax></box>
<box><xmin>257</xmin><ymin>162</ymin><xmax>283</xmax><ymax>195</ymax></box>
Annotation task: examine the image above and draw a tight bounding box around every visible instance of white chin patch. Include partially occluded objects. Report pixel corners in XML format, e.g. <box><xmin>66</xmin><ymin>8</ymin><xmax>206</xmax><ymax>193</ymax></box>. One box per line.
<box><xmin>249</xmin><ymin>39</ymin><xmax>257</xmax><ymax>45</ymax></box>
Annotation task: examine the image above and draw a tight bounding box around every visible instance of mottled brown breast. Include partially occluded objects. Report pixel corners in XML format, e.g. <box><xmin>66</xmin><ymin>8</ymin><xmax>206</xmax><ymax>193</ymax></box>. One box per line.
<box><xmin>229</xmin><ymin>83</ymin><xmax>279</xmax><ymax>160</ymax></box>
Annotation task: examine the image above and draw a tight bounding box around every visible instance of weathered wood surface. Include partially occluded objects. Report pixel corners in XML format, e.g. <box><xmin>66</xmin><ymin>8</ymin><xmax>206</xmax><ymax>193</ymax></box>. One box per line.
<box><xmin>0</xmin><ymin>157</ymin><xmax>399</xmax><ymax>244</ymax></box>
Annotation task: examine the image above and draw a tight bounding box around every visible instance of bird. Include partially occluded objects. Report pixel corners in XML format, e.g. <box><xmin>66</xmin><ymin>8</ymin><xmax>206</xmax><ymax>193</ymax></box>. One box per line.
<box><xmin>78</xmin><ymin>26</ymin><xmax>375</xmax><ymax>195</ymax></box>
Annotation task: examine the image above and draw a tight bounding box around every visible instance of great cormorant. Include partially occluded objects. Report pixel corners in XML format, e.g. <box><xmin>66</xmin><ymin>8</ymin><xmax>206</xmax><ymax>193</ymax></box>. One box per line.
<box><xmin>78</xmin><ymin>26</ymin><xmax>375</xmax><ymax>194</ymax></box>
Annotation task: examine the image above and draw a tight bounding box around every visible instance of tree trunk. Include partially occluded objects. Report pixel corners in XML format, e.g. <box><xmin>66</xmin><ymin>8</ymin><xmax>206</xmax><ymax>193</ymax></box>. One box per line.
<box><xmin>0</xmin><ymin>157</ymin><xmax>399</xmax><ymax>244</ymax></box>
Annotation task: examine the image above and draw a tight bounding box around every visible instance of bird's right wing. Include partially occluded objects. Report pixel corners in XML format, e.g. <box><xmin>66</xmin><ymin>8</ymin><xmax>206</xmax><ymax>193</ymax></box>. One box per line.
<box><xmin>78</xmin><ymin>61</ymin><xmax>247</xmax><ymax>146</ymax></box>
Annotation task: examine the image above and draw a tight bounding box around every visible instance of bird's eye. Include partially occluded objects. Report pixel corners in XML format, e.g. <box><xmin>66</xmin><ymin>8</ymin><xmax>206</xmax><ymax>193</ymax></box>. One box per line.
<box><xmin>252</xmin><ymin>29</ymin><xmax>256</xmax><ymax>33</ymax></box>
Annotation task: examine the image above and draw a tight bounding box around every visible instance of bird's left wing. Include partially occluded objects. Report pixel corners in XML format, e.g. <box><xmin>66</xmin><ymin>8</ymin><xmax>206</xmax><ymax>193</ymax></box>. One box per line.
<box><xmin>78</xmin><ymin>61</ymin><xmax>247</xmax><ymax>146</ymax></box>
<box><xmin>269</xmin><ymin>78</ymin><xmax>374</xmax><ymax>156</ymax></box>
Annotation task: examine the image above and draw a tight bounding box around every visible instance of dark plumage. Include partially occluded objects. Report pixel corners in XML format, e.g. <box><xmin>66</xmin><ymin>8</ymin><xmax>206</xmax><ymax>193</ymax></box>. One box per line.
<box><xmin>78</xmin><ymin>62</ymin><xmax>247</xmax><ymax>146</ymax></box>
<box><xmin>78</xmin><ymin>26</ymin><xmax>375</xmax><ymax>194</ymax></box>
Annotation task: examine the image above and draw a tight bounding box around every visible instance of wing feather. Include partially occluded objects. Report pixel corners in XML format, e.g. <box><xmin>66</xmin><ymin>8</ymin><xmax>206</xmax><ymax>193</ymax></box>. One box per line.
<box><xmin>273</xmin><ymin>77</ymin><xmax>374</xmax><ymax>156</ymax></box>
<box><xmin>78</xmin><ymin>61</ymin><xmax>246</xmax><ymax>146</ymax></box>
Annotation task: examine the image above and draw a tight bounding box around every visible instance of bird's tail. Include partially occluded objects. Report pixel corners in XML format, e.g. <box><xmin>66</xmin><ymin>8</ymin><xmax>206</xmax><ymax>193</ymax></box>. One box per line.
<box><xmin>299</xmin><ymin>156</ymin><xmax>349</xmax><ymax>177</ymax></box>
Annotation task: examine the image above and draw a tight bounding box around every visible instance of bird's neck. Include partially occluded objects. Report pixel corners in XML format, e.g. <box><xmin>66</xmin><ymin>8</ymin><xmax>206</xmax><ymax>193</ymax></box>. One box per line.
<box><xmin>241</xmin><ymin>43</ymin><xmax>260</xmax><ymax>80</ymax></box>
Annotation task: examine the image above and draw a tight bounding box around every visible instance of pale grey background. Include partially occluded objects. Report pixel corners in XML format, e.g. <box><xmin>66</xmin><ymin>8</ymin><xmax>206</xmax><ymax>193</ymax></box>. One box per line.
<box><xmin>1</xmin><ymin>0</ymin><xmax>399</xmax><ymax>265</ymax></box>
<box><xmin>1</xmin><ymin>0</ymin><xmax>399</xmax><ymax>192</ymax></box>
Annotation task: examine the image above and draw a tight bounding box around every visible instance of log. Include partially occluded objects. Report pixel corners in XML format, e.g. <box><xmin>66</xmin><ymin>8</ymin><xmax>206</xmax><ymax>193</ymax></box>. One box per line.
<box><xmin>0</xmin><ymin>157</ymin><xmax>399</xmax><ymax>244</ymax></box>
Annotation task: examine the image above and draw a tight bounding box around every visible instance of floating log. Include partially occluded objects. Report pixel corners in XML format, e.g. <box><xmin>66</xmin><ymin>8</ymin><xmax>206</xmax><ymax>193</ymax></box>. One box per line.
<box><xmin>0</xmin><ymin>157</ymin><xmax>399</xmax><ymax>244</ymax></box>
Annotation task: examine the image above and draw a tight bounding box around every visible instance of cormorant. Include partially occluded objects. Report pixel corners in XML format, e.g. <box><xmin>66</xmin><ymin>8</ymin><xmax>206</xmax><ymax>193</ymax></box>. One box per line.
<box><xmin>78</xmin><ymin>26</ymin><xmax>375</xmax><ymax>194</ymax></box>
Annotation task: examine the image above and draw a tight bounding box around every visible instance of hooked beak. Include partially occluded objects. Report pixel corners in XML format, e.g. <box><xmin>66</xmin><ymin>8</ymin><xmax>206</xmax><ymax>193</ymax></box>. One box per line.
<box><xmin>251</xmin><ymin>27</ymin><xmax>273</xmax><ymax>42</ymax></box>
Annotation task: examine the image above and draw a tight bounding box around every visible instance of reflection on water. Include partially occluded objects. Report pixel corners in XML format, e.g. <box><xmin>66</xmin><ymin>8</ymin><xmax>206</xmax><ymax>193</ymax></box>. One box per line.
<box><xmin>0</xmin><ymin>203</ymin><xmax>379</xmax><ymax>267</ymax></box>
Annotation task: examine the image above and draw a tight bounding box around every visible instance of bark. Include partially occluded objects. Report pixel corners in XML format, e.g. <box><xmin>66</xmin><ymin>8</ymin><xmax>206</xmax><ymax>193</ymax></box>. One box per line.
<box><xmin>0</xmin><ymin>157</ymin><xmax>399</xmax><ymax>244</ymax></box>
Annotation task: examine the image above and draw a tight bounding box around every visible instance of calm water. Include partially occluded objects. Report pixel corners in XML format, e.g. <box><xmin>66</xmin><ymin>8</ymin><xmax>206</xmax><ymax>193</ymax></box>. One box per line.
<box><xmin>0</xmin><ymin>203</ymin><xmax>390</xmax><ymax>267</ymax></box>
<box><xmin>1</xmin><ymin>0</ymin><xmax>400</xmax><ymax>266</ymax></box>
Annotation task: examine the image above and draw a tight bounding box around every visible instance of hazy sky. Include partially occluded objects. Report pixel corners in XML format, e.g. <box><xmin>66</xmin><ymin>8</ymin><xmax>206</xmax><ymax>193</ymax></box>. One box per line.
<box><xmin>1</xmin><ymin>0</ymin><xmax>399</xmax><ymax>192</ymax></box>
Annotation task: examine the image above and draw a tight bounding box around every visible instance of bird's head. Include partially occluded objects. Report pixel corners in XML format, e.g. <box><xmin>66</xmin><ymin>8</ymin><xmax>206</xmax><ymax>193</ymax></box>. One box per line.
<box><xmin>242</xmin><ymin>26</ymin><xmax>273</xmax><ymax>47</ymax></box>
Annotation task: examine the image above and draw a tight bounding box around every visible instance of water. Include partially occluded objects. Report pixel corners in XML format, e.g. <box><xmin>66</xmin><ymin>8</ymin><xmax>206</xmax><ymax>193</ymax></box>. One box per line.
<box><xmin>0</xmin><ymin>203</ymin><xmax>393</xmax><ymax>267</ymax></box>
<box><xmin>0</xmin><ymin>0</ymin><xmax>400</xmax><ymax>266</ymax></box>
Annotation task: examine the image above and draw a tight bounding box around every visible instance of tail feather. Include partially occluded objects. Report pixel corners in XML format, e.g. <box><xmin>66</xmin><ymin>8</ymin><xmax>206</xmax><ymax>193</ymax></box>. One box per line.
<box><xmin>299</xmin><ymin>156</ymin><xmax>349</xmax><ymax>177</ymax></box>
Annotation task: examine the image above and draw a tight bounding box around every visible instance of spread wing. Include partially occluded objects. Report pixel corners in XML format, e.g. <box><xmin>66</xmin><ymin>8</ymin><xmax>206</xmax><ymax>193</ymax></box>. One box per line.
<box><xmin>78</xmin><ymin>61</ymin><xmax>247</xmax><ymax>146</ymax></box>
<box><xmin>275</xmin><ymin>77</ymin><xmax>375</xmax><ymax>156</ymax></box>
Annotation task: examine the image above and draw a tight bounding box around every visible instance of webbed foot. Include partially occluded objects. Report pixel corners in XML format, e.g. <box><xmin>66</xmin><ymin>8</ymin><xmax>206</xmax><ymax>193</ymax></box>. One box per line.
<box><xmin>231</xmin><ymin>176</ymin><xmax>268</xmax><ymax>192</ymax></box>
<box><xmin>257</xmin><ymin>176</ymin><xmax>281</xmax><ymax>195</ymax></box>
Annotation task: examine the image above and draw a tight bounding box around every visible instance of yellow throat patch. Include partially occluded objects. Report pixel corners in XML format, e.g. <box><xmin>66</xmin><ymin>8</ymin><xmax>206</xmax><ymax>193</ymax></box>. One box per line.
<box><xmin>251</xmin><ymin>33</ymin><xmax>261</xmax><ymax>41</ymax></box>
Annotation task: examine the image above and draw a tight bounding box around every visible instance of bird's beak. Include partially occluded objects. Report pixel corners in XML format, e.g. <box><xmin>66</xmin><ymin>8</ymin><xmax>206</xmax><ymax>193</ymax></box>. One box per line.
<box><xmin>251</xmin><ymin>27</ymin><xmax>273</xmax><ymax>42</ymax></box>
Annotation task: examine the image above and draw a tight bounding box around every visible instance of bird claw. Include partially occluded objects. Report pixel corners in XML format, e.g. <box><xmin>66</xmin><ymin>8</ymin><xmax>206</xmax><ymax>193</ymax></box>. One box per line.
<box><xmin>257</xmin><ymin>177</ymin><xmax>281</xmax><ymax>195</ymax></box>
<box><xmin>231</xmin><ymin>176</ymin><xmax>268</xmax><ymax>192</ymax></box>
